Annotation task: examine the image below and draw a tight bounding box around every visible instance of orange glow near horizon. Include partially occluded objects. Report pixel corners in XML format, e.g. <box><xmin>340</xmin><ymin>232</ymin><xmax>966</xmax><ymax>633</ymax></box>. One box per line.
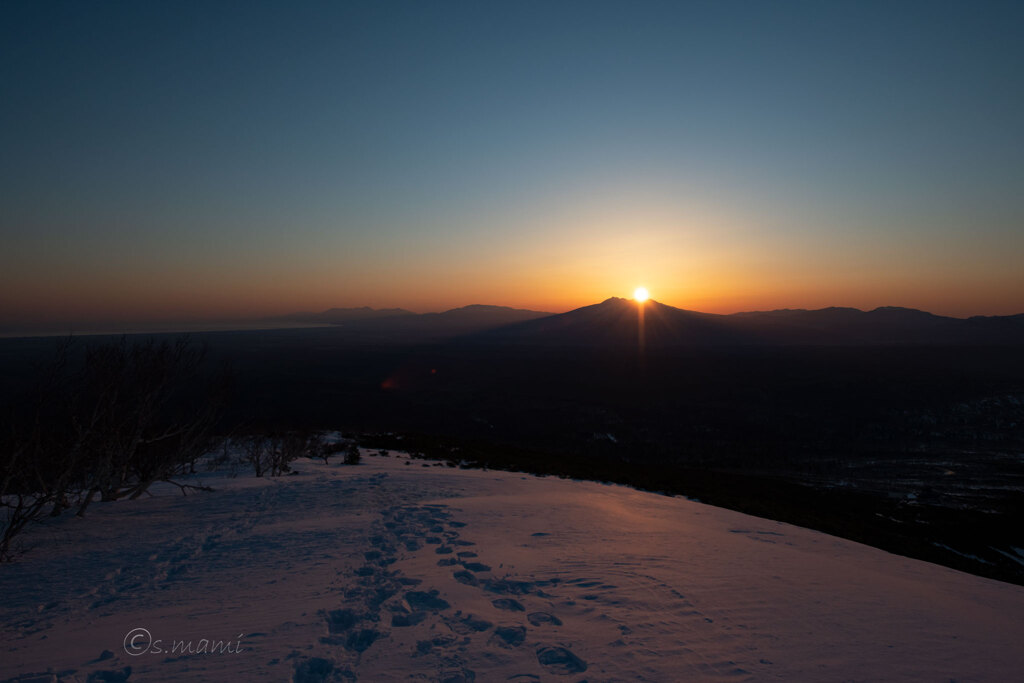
<box><xmin>3</xmin><ymin>192</ymin><xmax>1024</xmax><ymax>327</ymax></box>
<box><xmin>4</xmin><ymin>4</ymin><xmax>1024</xmax><ymax>334</ymax></box>
<box><xmin>5</xmin><ymin>273</ymin><xmax>1024</xmax><ymax>328</ymax></box>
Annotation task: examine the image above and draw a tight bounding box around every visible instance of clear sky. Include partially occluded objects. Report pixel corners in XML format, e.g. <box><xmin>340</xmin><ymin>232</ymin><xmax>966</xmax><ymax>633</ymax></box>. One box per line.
<box><xmin>2</xmin><ymin>0</ymin><xmax>1023</xmax><ymax>329</ymax></box>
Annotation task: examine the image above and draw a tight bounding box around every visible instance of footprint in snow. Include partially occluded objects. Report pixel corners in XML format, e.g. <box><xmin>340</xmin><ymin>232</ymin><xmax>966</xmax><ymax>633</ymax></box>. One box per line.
<box><xmin>292</xmin><ymin>656</ymin><xmax>357</xmax><ymax>683</ymax></box>
<box><xmin>489</xmin><ymin>625</ymin><xmax>526</xmax><ymax>648</ymax></box>
<box><xmin>452</xmin><ymin>570</ymin><xmax>479</xmax><ymax>586</ymax></box>
<box><xmin>437</xmin><ymin>666</ymin><xmax>475</xmax><ymax>683</ymax></box>
<box><xmin>491</xmin><ymin>598</ymin><xmax>525</xmax><ymax>612</ymax></box>
<box><xmin>527</xmin><ymin>611</ymin><xmax>562</xmax><ymax>627</ymax></box>
<box><xmin>404</xmin><ymin>590</ymin><xmax>450</xmax><ymax>611</ymax></box>
<box><xmin>536</xmin><ymin>645</ymin><xmax>588</xmax><ymax>675</ymax></box>
<box><xmin>445</xmin><ymin>613</ymin><xmax>493</xmax><ymax>634</ymax></box>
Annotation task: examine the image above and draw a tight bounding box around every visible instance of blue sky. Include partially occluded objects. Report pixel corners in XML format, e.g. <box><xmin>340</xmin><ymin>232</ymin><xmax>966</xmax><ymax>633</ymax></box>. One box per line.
<box><xmin>2</xmin><ymin>0</ymin><xmax>1022</xmax><ymax>328</ymax></box>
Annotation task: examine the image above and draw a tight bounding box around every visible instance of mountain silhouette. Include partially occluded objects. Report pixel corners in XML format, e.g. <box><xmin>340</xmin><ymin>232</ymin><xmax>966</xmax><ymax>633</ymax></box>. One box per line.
<box><xmin>276</xmin><ymin>306</ymin><xmax>415</xmax><ymax>325</ymax></box>
<box><xmin>275</xmin><ymin>304</ymin><xmax>552</xmax><ymax>341</ymax></box>
<box><xmin>470</xmin><ymin>298</ymin><xmax>1024</xmax><ymax>347</ymax></box>
<box><xmin>270</xmin><ymin>299</ymin><xmax>1024</xmax><ymax>346</ymax></box>
<box><xmin>474</xmin><ymin>297</ymin><xmax>745</xmax><ymax>346</ymax></box>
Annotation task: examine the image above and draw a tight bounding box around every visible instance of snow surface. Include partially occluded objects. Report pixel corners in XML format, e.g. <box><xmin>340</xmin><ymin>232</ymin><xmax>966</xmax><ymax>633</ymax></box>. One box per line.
<box><xmin>2</xmin><ymin>452</ymin><xmax>1023</xmax><ymax>682</ymax></box>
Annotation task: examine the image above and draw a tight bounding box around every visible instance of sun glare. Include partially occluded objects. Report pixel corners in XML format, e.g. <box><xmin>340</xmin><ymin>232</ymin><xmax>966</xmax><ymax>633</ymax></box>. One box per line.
<box><xmin>634</xmin><ymin>287</ymin><xmax>649</xmax><ymax>302</ymax></box>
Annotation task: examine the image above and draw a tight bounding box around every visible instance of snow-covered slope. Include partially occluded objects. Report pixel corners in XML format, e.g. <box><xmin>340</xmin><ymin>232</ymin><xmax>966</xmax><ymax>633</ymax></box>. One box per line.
<box><xmin>2</xmin><ymin>453</ymin><xmax>1023</xmax><ymax>682</ymax></box>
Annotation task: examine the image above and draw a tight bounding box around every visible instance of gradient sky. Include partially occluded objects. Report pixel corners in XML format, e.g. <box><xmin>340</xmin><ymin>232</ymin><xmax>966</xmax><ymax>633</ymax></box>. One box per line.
<box><xmin>2</xmin><ymin>0</ymin><xmax>1023</xmax><ymax>330</ymax></box>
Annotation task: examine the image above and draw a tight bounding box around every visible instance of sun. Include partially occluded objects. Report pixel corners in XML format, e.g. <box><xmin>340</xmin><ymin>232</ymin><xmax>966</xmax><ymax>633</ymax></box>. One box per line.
<box><xmin>633</xmin><ymin>287</ymin><xmax>649</xmax><ymax>302</ymax></box>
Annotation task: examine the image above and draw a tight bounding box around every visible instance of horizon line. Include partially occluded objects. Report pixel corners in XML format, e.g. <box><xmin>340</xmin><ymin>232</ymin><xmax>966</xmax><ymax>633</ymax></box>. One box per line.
<box><xmin>4</xmin><ymin>298</ymin><xmax>1023</xmax><ymax>341</ymax></box>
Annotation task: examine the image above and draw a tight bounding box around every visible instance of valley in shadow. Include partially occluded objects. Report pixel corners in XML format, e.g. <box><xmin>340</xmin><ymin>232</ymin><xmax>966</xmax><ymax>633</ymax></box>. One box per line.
<box><xmin>2</xmin><ymin>299</ymin><xmax>1023</xmax><ymax>585</ymax></box>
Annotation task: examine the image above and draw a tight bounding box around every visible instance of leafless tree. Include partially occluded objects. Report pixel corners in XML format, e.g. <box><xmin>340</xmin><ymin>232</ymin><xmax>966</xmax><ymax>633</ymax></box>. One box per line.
<box><xmin>1</xmin><ymin>336</ymin><xmax>228</xmax><ymax>560</ymax></box>
<box><xmin>73</xmin><ymin>337</ymin><xmax>226</xmax><ymax>514</ymax></box>
<box><xmin>318</xmin><ymin>438</ymin><xmax>361</xmax><ymax>465</ymax></box>
<box><xmin>1</xmin><ymin>338</ymin><xmax>79</xmax><ymax>558</ymax></box>
<box><xmin>307</xmin><ymin>432</ymin><xmax>329</xmax><ymax>464</ymax></box>
<box><xmin>241</xmin><ymin>431</ymin><xmax>322</xmax><ymax>477</ymax></box>
<box><xmin>240</xmin><ymin>434</ymin><xmax>273</xmax><ymax>477</ymax></box>
<box><xmin>343</xmin><ymin>441</ymin><xmax>361</xmax><ymax>465</ymax></box>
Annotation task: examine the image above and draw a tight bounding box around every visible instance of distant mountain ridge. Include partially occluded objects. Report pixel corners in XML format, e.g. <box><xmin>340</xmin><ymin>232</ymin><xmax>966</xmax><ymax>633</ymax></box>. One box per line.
<box><xmin>273</xmin><ymin>304</ymin><xmax>553</xmax><ymax>341</ymax></box>
<box><xmin>268</xmin><ymin>298</ymin><xmax>1024</xmax><ymax>346</ymax></box>
<box><xmin>470</xmin><ymin>297</ymin><xmax>1024</xmax><ymax>347</ymax></box>
<box><xmin>275</xmin><ymin>306</ymin><xmax>416</xmax><ymax>324</ymax></box>
<box><xmin>9</xmin><ymin>301</ymin><xmax>1019</xmax><ymax>343</ymax></box>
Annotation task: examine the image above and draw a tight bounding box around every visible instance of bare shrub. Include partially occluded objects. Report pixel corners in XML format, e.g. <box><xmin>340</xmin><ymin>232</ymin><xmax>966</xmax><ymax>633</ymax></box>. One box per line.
<box><xmin>72</xmin><ymin>337</ymin><xmax>227</xmax><ymax>514</ymax></box>
<box><xmin>306</xmin><ymin>432</ymin><xmax>327</xmax><ymax>464</ymax></box>
<box><xmin>240</xmin><ymin>434</ymin><xmax>275</xmax><ymax>478</ymax></box>
<box><xmin>0</xmin><ymin>336</ymin><xmax>228</xmax><ymax>560</ymax></box>
<box><xmin>319</xmin><ymin>438</ymin><xmax>361</xmax><ymax>465</ymax></box>
<box><xmin>241</xmin><ymin>431</ymin><xmax>322</xmax><ymax>477</ymax></box>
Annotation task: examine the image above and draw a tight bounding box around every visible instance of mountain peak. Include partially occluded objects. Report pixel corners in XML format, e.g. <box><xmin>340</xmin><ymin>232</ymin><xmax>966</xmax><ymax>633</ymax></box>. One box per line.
<box><xmin>868</xmin><ymin>306</ymin><xmax>933</xmax><ymax>315</ymax></box>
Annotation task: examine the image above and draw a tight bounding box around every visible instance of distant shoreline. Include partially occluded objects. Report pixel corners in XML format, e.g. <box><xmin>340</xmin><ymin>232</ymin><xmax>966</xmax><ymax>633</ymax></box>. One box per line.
<box><xmin>0</xmin><ymin>322</ymin><xmax>333</xmax><ymax>340</ymax></box>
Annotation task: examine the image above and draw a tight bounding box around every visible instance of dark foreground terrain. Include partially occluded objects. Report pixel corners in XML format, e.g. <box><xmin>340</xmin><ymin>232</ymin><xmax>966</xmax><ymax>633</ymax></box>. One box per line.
<box><xmin>2</xmin><ymin>326</ymin><xmax>1023</xmax><ymax>585</ymax></box>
